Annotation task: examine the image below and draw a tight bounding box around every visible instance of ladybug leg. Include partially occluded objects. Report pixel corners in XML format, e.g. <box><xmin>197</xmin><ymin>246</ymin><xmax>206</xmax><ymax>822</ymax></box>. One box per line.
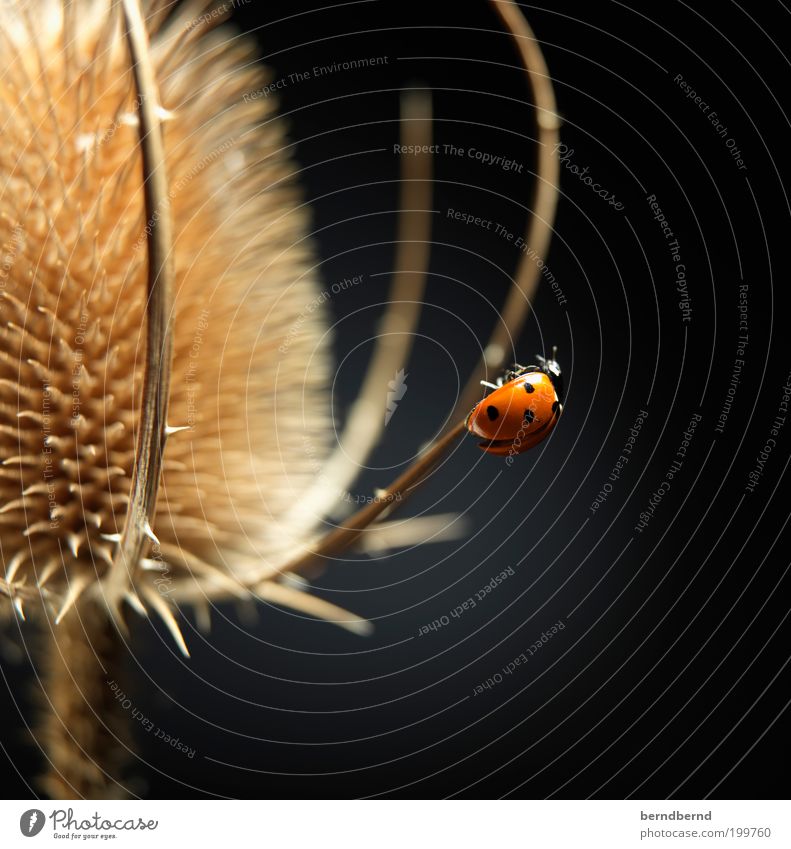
<box><xmin>503</xmin><ymin>365</ymin><xmax>520</xmax><ymax>382</ymax></box>
<box><xmin>505</xmin><ymin>363</ymin><xmax>537</xmax><ymax>381</ymax></box>
<box><xmin>479</xmin><ymin>380</ymin><xmax>499</xmax><ymax>390</ymax></box>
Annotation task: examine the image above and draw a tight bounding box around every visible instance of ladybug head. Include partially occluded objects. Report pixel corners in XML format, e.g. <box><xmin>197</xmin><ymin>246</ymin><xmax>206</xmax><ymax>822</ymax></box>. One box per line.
<box><xmin>536</xmin><ymin>346</ymin><xmax>563</xmax><ymax>401</ymax></box>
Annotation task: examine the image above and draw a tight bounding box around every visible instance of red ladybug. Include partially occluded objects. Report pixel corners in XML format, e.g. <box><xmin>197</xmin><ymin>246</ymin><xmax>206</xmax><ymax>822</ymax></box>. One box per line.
<box><xmin>466</xmin><ymin>350</ymin><xmax>563</xmax><ymax>456</ymax></box>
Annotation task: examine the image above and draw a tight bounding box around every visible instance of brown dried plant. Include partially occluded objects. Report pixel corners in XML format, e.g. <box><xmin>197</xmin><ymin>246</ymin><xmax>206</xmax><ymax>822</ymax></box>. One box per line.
<box><xmin>0</xmin><ymin>0</ymin><xmax>558</xmax><ymax>798</ymax></box>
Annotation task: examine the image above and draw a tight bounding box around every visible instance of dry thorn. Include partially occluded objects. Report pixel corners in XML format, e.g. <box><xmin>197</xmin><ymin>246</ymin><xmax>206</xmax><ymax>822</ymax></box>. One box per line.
<box><xmin>139</xmin><ymin>583</ymin><xmax>190</xmax><ymax>658</ymax></box>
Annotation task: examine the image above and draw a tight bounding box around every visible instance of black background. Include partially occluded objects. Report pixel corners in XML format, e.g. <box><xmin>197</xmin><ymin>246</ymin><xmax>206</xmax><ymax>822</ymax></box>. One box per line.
<box><xmin>2</xmin><ymin>0</ymin><xmax>790</xmax><ymax>799</ymax></box>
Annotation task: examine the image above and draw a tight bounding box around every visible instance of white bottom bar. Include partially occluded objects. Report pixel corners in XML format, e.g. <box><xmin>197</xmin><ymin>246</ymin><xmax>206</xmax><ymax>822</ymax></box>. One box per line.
<box><xmin>1</xmin><ymin>799</ymin><xmax>788</xmax><ymax>848</ymax></box>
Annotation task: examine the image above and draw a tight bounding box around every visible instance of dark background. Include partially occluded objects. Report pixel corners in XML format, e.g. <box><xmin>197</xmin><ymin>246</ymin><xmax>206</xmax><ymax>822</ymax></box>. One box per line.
<box><xmin>2</xmin><ymin>0</ymin><xmax>790</xmax><ymax>799</ymax></box>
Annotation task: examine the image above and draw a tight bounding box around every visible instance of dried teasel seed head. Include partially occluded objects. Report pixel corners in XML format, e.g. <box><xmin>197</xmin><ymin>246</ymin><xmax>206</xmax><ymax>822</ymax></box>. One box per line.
<box><xmin>0</xmin><ymin>0</ymin><xmax>332</xmax><ymax>620</ymax></box>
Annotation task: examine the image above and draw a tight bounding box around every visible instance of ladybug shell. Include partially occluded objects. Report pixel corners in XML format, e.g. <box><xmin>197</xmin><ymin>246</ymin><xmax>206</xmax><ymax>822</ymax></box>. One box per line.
<box><xmin>466</xmin><ymin>371</ymin><xmax>560</xmax><ymax>456</ymax></box>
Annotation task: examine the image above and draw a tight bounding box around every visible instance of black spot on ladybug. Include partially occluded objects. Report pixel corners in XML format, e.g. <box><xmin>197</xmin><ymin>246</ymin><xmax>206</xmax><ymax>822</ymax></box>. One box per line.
<box><xmin>523</xmin><ymin>409</ymin><xmax>535</xmax><ymax>424</ymax></box>
<box><xmin>524</xmin><ymin>382</ymin><xmax>535</xmax><ymax>394</ymax></box>
<box><xmin>552</xmin><ymin>401</ymin><xmax>560</xmax><ymax>414</ymax></box>
<box><xmin>486</xmin><ymin>405</ymin><xmax>499</xmax><ymax>421</ymax></box>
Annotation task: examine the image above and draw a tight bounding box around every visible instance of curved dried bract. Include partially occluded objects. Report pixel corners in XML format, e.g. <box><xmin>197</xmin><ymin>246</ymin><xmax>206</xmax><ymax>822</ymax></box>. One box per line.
<box><xmin>287</xmin><ymin>89</ymin><xmax>434</xmax><ymax>530</ymax></box>
<box><xmin>451</xmin><ymin>0</ymin><xmax>561</xmax><ymax>422</ymax></box>
<box><xmin>98</xmin><ymin>0</ymin><xmax>176</xmax><ymax>620</ymax></box>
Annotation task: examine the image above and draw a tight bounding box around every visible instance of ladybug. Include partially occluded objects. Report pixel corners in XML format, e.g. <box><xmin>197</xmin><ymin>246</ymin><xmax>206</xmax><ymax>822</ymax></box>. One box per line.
<box><xmin>466</xmin><ymin>349</ymin><xmax>564</xmax><ymax>456</ymax></box>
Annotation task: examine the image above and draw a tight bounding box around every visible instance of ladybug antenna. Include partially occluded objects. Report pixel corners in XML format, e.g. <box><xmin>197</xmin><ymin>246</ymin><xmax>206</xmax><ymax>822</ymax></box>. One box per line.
<box><xmin>537</xmin><ymin>346</ymin><xmax>564</xmax><ymax>401</ymax></box>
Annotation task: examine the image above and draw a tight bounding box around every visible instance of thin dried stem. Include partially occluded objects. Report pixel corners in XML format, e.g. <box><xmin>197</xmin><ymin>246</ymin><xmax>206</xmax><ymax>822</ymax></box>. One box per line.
<box><xmin>281</xmin><ymin>420</ymin><xmax>467</xmax><ymax>574</ymax></box>
<box><xmin>450</xmin><ymin>0</ymin><xmax>560</xmax><ymax>423</ymax></box>
<box><xmin>106</xmin><ymin>0</ymin><xmax>175</xmax><ymax>601</ymax></box>
<box><xmin>287</xmin><ymin>89</ymin><xmax>434</xmax><ymax>528</ymax></box>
